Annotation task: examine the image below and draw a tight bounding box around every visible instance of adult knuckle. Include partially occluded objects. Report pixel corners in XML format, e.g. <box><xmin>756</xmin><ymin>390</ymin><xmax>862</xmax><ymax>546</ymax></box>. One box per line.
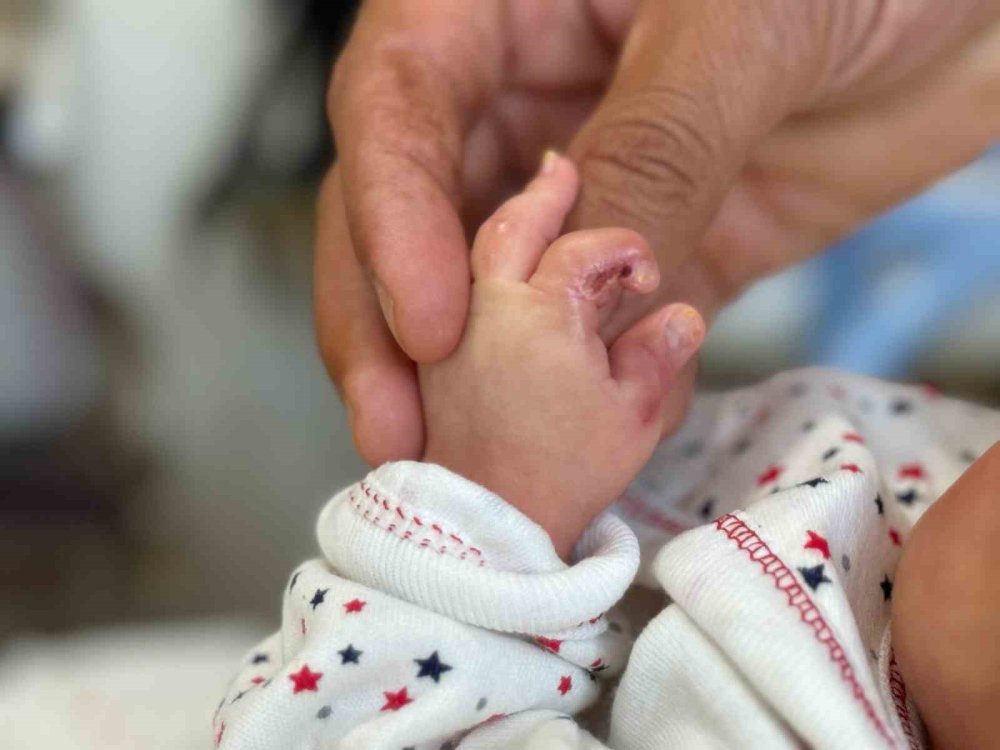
<box><xmin>351</xmin><ymin>42</ymin><xmax>461</xmax><ymax>196</ymax></box>
<box><xmin>577</xmin><ymin>87</ymin><xmax>720</xmax><ymax>224</ymax></box>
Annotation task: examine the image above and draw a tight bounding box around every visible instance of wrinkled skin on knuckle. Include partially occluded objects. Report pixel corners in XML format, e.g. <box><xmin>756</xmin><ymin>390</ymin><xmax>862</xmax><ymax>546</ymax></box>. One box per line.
<box><xmin>340</xmin><ymin>39</ymin><xmax>464</xmax><ymax>195</ymax></box>
<box><xmin>575</xmin><ymin>90</ymin><xmax>720</xmax><ymax>230</ymax></box>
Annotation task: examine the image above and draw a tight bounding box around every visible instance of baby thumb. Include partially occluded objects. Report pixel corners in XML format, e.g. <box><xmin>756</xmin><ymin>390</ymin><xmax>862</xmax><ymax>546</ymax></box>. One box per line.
<box><xmin>609</xmin><ymin>303</ymin><xmax>705</xmax><ymax>428</ymax></box>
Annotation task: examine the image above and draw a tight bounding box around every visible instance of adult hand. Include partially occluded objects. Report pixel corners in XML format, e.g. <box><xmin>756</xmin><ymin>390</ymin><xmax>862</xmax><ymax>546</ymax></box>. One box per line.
<box><xmin>316</xmin><ymin>0</ymin><xmax>1000</xmax><ymax>465</ymax></box>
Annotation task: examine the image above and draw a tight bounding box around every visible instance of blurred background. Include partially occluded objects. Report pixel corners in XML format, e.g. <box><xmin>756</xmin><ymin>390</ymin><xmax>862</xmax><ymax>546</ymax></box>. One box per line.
<box><xmin>0</xmin><ymin>1</ymin><xmax>997</xmax><ymax>747</ymax></box>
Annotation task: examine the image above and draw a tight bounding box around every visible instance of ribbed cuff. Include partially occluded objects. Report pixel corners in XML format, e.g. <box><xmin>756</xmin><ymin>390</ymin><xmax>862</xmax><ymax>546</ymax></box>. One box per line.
<box><xmin>317</xmin><ymin>461</ymin><xmax>639</xmax><ymax>635</ymax></box>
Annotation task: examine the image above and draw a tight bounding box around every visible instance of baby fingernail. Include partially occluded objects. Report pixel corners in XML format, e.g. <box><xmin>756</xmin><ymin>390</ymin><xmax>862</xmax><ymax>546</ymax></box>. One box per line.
<box><xmin>664</xmin><ymin>305</ymin><xmax>705</xmax><ymax>368</ymax></box>
<box><xmin>539</xmin><ymin>149</ymin><xmax>559</xmax><ymax>176</ymax></box>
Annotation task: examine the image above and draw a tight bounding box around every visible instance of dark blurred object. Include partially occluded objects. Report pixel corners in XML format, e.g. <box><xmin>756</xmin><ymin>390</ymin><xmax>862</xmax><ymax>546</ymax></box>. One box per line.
<box><xmin>0</xmin><ymin>161</ymin><xmax>149</xmax><ymax>639</ymax></box>
<box><xmin>197</xmin><ymin>0</ymin><xmax>358</xmax><ymax>220</ymax></box>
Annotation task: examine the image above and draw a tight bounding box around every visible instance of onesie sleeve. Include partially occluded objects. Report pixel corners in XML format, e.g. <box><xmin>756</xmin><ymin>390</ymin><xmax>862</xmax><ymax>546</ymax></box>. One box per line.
<box><xmin>609</xmin><ymin>368</ymin><xmax>1000</xmax><ymax>750</ymax></box>
<box><xmin>212</xmin><ymin>461</ymin><xmax>636</xmax><ymax>750</ymax></box>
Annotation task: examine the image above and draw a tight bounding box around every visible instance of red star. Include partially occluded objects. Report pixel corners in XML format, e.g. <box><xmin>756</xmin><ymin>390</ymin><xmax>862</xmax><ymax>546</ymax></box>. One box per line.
<box><xmin>535</xmin><ymin>636</ymin><xmax>562</xmax><ymax>653</ymax></box>
<box><xmin>215</xmin><ymin>721</ymin><xmax>225</xmax><ymax>747</ymax></box>
<box><xmin>921</xmin><ymin>383</ymin><xmax>941</xmax><ymax>400</ymax></box>
<box><xmin>250</xmin><ymin>676</ymin><xmax>265</xmax><ymax>685</ymax></box>
<box><xmin>343</xmin><ymin>598</ymin><xmax>366</xmax><ymax>614</ymax></box>
<box><xmin>843</xmin><ymin>432</ymin><xmax>865</xmax><ymax>444</ymax></box>
<box><xmin>756</xmin><ymin>465</ymin><xmax>783</xmax><ymax>486</ymax></box>
<box><xmin>803</xmin><ymin>530</ymin><xmax>831</xmax><ymax>559</ymax></box>
<box><xmin>590</xmin><ymin>658</ymin><xmax>605</xmax><ymax>669</ymax></box>
<box><xmin>558</xmin><ymin>675</ymin><xmax>573</xmax><ymax>695</ymax></box>
<box><xmin>898</xmin><ymin>463</ymin><xmax>926</xmax><ymax>480</ymax></box>
<box><xmin>380</xmin><ymin>687</ymin><xmax>413</xmax><ymax>712</ymax></box>
<box><xmin>289</xmin><ymin>665</ymin><xmax>323</xmax><ymax>694</ymax></box>
<box><xmin>840</xmin><ymin>463</ymin><xmax>862</xmax><ymax>474</ymax></box>
<box><xmin>889</xmin><ymin>529</ymin><xmax>902</xmax><ymax>546</ymax></box>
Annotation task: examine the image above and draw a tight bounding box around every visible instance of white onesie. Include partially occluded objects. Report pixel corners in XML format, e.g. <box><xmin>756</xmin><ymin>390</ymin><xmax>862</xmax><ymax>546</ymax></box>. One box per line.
<box><xmin>212</xmin><ymin>368</ymin><xmax>1000</xmax><ymax>749</ymax></box>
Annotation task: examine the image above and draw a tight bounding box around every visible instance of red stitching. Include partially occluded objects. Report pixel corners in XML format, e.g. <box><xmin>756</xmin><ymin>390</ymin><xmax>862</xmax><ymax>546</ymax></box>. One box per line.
<box><xmin>888</xmin><ymin>649</ymin><xmax>920</xmax><ymax>750</ymax></box>
<box><xmin>618</xmin><ymin>494</ymin><xmax>693</xmax><ymax>536</ymax></box>
<box><xmin>351</xmin><ymin>482</ymin><xmax>487</xmax><ymax>566</ymax></box>
<box><xmin>714</xmin><ymin>514</ymin><xmax>896</xmax><ymax>748</ymax></box>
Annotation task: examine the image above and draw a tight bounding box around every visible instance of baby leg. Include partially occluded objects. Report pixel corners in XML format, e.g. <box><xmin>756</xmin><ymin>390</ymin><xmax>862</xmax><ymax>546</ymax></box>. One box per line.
<box><xmin>893</xmin><ymin>441</ymin><xmax>1000</xmax><ymax>749</ymax></box>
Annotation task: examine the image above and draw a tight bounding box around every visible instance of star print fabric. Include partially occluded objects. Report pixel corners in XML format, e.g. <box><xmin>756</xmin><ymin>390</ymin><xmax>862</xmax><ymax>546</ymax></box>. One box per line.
<box><xmin>611</xmin><ymin>368</ymin><xmax>998</xmax><ymax>750</ymax></box>
<box><xmin>214</xmin><ymin>368</ymin><xmax>999</xmax><ymax>749</ymax></box>
<box><xmin>214</xmin><ymin>463</ymin><xmax>637</xmax><ymax>749</ymax></box>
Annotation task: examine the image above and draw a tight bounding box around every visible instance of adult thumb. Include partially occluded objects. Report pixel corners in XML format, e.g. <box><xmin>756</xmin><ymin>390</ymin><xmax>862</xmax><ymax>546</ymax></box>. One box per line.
<box><xmin>567</xmin><ymin>0</ymin><xmax>826</xmax><ymax>329</ymax></box>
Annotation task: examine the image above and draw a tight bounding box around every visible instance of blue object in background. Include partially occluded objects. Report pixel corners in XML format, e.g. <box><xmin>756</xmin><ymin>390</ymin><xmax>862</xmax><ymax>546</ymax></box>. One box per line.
<box><xmin>808</xmin><ymin>145</ymin><xmax>1000</xmax><ymax>378</ymax></box>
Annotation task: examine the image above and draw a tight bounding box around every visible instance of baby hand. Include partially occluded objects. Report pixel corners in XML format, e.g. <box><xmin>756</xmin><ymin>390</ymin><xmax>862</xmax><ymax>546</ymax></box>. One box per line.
<box><xmin>421</xmin><ymin>154</ymin><xmax>705</xmax><ymax>557</ymax></box>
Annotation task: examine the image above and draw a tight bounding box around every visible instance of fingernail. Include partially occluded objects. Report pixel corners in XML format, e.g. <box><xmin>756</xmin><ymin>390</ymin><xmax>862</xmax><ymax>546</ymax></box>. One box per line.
<box><xmin>372</xmin><ymin>278</ymin><xmax>400</xmax><ymax>341</ymax></box>
<box><xmin>540</xmin><ymin>149</ymin><xmax>559</xmax><ymax>176</ymax></box>
<box><xmin>663</xmin><ymin>305</ymin><xmax>705</xmax><ymax>369</ymax></box>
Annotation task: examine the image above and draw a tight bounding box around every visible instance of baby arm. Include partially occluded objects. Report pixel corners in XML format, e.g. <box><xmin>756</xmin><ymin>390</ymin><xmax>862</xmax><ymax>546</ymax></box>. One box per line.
<box><xmin>421</xmin><ymin>153</ymin><xmax>705</xmax><ymax>558</ymax></box>
<box><xmin>214</xmin><ymin>154</ymin><xmax>703</xmax><ymax>749</ymax></box>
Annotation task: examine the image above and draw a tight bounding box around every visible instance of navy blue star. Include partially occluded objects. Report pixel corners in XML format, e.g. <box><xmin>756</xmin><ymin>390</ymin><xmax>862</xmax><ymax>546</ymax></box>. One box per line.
<box><xmin>798</xmin><ymin>564</ymin><xmax>832</xmax><ymax>592</ymax></box>
<box><xmin>414</xmin><ymin>651</ymin><xmax>452</xmax><ymax>683</ymax></box>
<box><xmin>802</xmin><ymin>420</ymin><xmax>816</xmax><ymax>432</ymax></box>
<box><xmin>822</xmin><ymin>447</ymin><xmax>839</xmax><ymax>461</ymax></box>
<box><xmin>895</xmin><ymin>488</ymin><xmax>918</xmax><ymax>505</ymax></box>
<box><xmin>338</xmin><ymin>644</ymin><xmax>362</xmax><ymax>665</ymax></box>
<box><xmin>881</xmin><ymin>576</ymin><xmax>893</xmax><ymax>601</ymax></box>
<box><xmin>251</xmin><ymin>653</ymin><xmax>269</xmax><ymax>664</ymax></box>
<box><xmin>798</xmin><ymin>477</ymin><xmax>829</xmax><ymax>489</ymax></box>
<box><xmin>732</xmin><ymin>437</ymin><xmax>751</xmax><ymax>455</ymax></box>
<box><xmin>699</xmin><ymin>498</ymin><xmax>716</xmax><ymax>520</ymax></box>
<box><xmin>874</xmin><ymin>494</ymin><xmax>884</xmax><ymax>514</ymax></box>
<box><xmin>682</xmin><ymin>440</ymin><xmax>704</xmax><ymax>458</ymax></box>
<box><xmin>310</xmin><ymin>588</ymin><xmax>329</xmax><ymax>610</ymax></box>
<box><xmin>288</xmin><ymin>570</ymin><xmax>302</xmax><ymax>594</ymax></box>
<box><xmin>891</xmin><ymin>399</ymin><xmax>913</xmax><ymax>415</ymax></box>
<box><xmin>960</xmin><ymin>449</ymin><xmax>978</xmax><ymax>463</ymax></box>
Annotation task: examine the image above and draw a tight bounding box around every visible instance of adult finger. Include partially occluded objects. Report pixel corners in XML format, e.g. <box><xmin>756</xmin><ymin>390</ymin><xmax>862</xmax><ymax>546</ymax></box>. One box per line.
<box><xmin>567</xmin><ymin>0</ymin><xmax>829</xmax><ymax>331</ymax></box>
<box><xmin>314</xmin><ymin>167</ymin><xmax>424</xmax><ymax>465</ymax></box>
<box><xmin>329</xmin><ymin>0</ymin><xmax>503</xmax><ymax>363</ymax></box>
